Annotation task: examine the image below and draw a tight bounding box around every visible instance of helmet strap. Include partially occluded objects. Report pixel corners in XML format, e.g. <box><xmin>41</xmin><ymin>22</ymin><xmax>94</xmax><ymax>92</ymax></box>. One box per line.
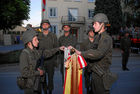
<box><xmin>98</xmin><ymin>23</ymin><xmax>104</xmax><ymax>34</ymax></box>
<box><xmin>64</xmin><ymin>30</ymin><xmax>69</xmax><ymax>33</ymax></box>
<box><xmin>43</xmin><ymin>27</ymin><xmax>49</xmax><ymax>31</ymax></box>
<box><xmin>31</xmin><ymin>41</ymin><xmax>36</xmax><ymax>49</ymax></box>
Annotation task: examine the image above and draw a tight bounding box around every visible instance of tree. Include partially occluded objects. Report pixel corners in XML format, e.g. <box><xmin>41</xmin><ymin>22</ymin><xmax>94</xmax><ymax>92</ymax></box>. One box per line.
<box><xmin>94</xmin><ymin>0</ymin><xmax>123</xmax><ymax>34</ymax></box>
<box><xmin>123</xmin><ymin>0</ymin><xmax>140</xmax><ymax>26</ymax></box>
<box><xmin>0</xmin><ymin>0</ymin><xmax>30</xmax><ymax>32</ymax></box>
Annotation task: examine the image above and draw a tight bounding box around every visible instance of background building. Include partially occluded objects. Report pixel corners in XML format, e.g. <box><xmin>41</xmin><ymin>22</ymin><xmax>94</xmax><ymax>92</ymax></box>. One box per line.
<box><xmin>42</xmin><ymin>0</ymin><xmax>95</xmax><ymax>43</ymax></box>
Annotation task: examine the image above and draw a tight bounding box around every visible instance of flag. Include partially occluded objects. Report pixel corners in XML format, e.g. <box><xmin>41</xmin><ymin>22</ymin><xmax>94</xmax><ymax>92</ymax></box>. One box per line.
<box><xmin>63</xmin><ymin>54</ymin><xmax>87</xmax><ymax>94</ymax></box>
<box><xmin>42</xmin><ymin>0</ymin><xmax>46</xmax><ymax>12</ymax></box>
<box><xmin>78</xmin><ymin>55</ymin><xmax>87</xmax><ymax>69</ymax></box>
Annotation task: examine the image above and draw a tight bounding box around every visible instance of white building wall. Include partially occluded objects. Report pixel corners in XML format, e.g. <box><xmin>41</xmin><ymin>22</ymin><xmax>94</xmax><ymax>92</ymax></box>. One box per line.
<box><xmin>42</xmin><ymin>0</ymin><xmax>95</xmax><ymax>41</ymax></box>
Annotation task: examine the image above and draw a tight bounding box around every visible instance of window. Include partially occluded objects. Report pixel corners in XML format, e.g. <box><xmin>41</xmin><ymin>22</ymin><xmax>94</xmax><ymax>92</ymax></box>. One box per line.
<box><xmin>50</xmin><ymin>25</ymin><xmax>58</xmax><ymax>34</ymax></box>
<box><xmin>88</xmin><ymin>0</ymin><xmax>95</xmax><ymax>2</ymax></box>
<box><xmin>75</xmin><ymin>0</ymin><xmax>81</xmax><ymax>2</ymax></box>
<box><xmin>68</xmin><ymin>9</ymin><xmax>78</xmax><ymax>21</ymax></box>
<box><xmin>88</xmin><ymin>9</ymin><xmax>94</xmax><ymax>19</ymax></box>
<box><xmin>64</xmin><ymin>0</ymin><xmax>72</xmax><ymax>2</ymax></box>
<box><xmin>48</xmin><ymin>8</ymin><xmax>57</xmax><ymax>17</ymax></box>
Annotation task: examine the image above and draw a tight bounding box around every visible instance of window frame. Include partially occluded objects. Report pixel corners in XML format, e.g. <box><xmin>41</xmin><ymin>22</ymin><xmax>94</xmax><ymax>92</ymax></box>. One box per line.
<box><xmin>50</xmin><ymin>25</ymin><xmax>58</xmax><ymax>34</ymax></box>
<box><xmin>88</xmin><ymin>9</ymin><xmax>94</xmax><ymax>19</ymax></box>
<box><xmin>88</xmin><ymin>0</ymin><xmax>95</xmax><ymax>3</ymax></box>
<box><xmin>48</xmin><ymin>7</ymin><xmax>57</xmax><ymax>18</ymax></box>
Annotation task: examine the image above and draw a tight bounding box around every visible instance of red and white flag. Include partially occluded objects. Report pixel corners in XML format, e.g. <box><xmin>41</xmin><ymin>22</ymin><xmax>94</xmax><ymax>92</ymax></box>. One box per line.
<box><xmin>42</xmin><ymin>0</ymin><xmax>46</xmax><ymax>12</ymax></box>
<box><xmin>78</xmin><ymin>55</ymin><xmax>87</xmax><ymax>69</ymax></box>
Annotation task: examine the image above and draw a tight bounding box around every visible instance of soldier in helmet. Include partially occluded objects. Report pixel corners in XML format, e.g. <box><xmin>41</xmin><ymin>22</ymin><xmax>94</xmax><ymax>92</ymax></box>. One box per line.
<box><xmin>20</xmin><ymin>28</ymin><xmax>64</xmax><ymax>94</ymax></box>
<box><xmin>38</xmin><ymin>19</ymin><xmax>58</xmax><ymax>94</ymax></box>
<box><xmin>58</xmin><ymin>23</ymin><xmax>77</xmax><ymax>85</ymax></box>
<box><xmin>80</xmin><ymin>28</ymin><xmax>95</xmax><ymax>94</ymax></box>
<box><xmin>69</xmin><ymin>13</ymin><xmax>113</xmax><ymax>94</ymax></box>
<box><xmin>120</xmin><ymin>31</ymin><xmax>131</xmax><ymax>71</ymax></box>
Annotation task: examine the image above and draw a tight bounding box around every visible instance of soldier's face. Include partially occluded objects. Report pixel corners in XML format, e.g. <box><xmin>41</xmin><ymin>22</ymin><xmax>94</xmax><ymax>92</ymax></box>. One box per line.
<box><xmin>42</xmin><ymin>23</ymin><xmax>50</xmax><ymax>29</ymax></box>
<box><xmin>32</xmin><ymin>36</ymin><xmax>39</xmax><ymax>47</ymax></box>
<box><xmin>93</xmin><ymin>22</ymin><xmax>101</xmax><ymax>32</ymax></box>
<box><xmin>63</xmin><ymin>26</ymin><xmax>70</xmax><ymax>32</ymax></box>
<box><xmin>88</xmin><ymin>31</ymin><xmax>94</xmax><ymax>38</ymax></box>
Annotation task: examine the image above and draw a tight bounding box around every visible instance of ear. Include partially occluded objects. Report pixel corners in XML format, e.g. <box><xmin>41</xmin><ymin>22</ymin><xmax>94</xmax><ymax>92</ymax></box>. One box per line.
<box><xmin>28</xmin><ymin>42</ymin><xmax>32</xmax><ymax>46</ymax></box>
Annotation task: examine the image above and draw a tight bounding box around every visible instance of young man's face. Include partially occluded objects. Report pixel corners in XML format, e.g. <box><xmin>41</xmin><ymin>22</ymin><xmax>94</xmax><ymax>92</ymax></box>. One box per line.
<box><xmin>32</xmin><ymin>36</ymin><xmax>39</xmax><ymax>47</ymax></box>
<box><xmin>88</xmin><ymin>30</ymin><xmax>94</xmax><ymax>38</ymax></box>
<box><xmin>42</xmin><ymin>23</ymin><xmax>50</xmax><ymax>29</ymax></box>
<box><xmin>93</xmin><ymin>22</ymin><xmax>102</xmax><ymax>32</ymax></box>
<box><xmin>63</xmin><ymin>25</ymin><xmax>70</xmax><ymax>32</ymax></box>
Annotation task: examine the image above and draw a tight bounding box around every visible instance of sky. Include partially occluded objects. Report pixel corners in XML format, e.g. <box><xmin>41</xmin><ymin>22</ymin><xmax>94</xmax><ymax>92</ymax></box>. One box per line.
<box><xmin>23</xmin><ymin>0</ymin><xmax>41</xmax><ymax>27</ymax></box>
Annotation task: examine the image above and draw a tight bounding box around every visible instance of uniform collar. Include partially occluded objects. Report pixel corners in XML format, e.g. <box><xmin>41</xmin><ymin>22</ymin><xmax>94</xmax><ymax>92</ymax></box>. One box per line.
<box><xmin>26</xmin><ymin>46</ymin><xmax>36</xmax><ymax>53</ymax></box>
<box><xmin>64</xmin><ymin>34</ymin><xmax>71</xmax><ymax>38</ymax></box>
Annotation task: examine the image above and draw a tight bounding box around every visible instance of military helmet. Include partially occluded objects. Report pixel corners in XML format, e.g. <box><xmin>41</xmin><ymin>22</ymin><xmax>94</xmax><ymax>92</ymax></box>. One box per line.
<box><xmin>62</xmin><ymin>23</ymin><xmax>71</xmax><ymax>30</ymax></box>
<box><xmin>40</xmin><ymin>19</ymin><xmax>51</xmax><ymax>28</ymax></box>
<box><xmin>26</xmin><ymin>24</ymin><xmax>32</xmax><ymax>30</ymax></box>
<box><xmin>92</xmin><ymin>13</ymin><xmax>109</xmax><ymax>24</ymax></box>
<box><xmin>22</xmin><ymin>28</ymin><xmax>38</xmax><ymax>44</ymax></box>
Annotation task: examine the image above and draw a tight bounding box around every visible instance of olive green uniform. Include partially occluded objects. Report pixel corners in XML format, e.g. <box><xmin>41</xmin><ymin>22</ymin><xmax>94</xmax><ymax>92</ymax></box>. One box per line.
<box><xmin>120</xmin><ymin>36</ymin><xmax>131</xmax><ymax>70</ymax></box>
<box><xmin>38</xmin><ymin>32</ymin><xmax>58</xmax><ymax>92</ymax></box>
<box><xmin>80</xmin><ymin>38</ymin><xmax>95</xmax><ymax>94</ymax></box>
<box><xmin>81</xmin><ymin>31</ymin><xmax>112</xmax><ymax>94</ymax></box>
<box><xmin>58</xmin><ymin>34</ymin><xmax>77</xmax><ymax>85</ymax></box>
<box><xmin>59</xmin><ymin>34</ymin><xmax>77</xmax><ymax>47</ymax></box>
<box><xmin>20</xmin><ymin>47</ymin><xmax>59</xmax><ymax>94</ymax></box>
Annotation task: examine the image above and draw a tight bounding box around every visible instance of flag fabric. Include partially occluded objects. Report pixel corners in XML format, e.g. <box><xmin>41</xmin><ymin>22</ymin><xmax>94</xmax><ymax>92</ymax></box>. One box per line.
<box><xmin>42</xmin><ymin>0</ymin><xmax>46</xmax><ymax>12</ymax></box>
<box><xmin>78</xmin><ymin>55</ymin><xmax>87</xmax><ymax>69</ymax></box>
<box><xmin>63</xmin><ymin>53</ymin><xmax>87</xmax><ymax>94</ymax></box>
<box><xmin>64</xmin><ymin>48</ymin><xmax>70</xmax><ymax>62</ymax></box>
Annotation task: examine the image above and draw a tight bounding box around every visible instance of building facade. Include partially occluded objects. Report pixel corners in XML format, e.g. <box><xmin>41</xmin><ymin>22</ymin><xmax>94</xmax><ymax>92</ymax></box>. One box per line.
<box><xmin>42</xmin><ymin>0</ymin><xmax>95</xmax><ymax>43</ymax></box>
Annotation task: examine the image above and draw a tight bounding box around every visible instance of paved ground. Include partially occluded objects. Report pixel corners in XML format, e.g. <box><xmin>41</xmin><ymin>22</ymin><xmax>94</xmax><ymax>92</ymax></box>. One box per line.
<box><xmin>0</xmin><ymin>44</ymin><xmax>140</xmax><ymax>94</ymax></box>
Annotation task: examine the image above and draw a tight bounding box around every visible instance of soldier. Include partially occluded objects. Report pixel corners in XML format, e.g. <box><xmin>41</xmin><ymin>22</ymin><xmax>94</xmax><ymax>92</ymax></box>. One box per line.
<box><xmin>38</xmin><ymin>19</ymin><xmax>58</xmax><ymax>94</ymax></box>
<box><xmin>80</xmin><ymin>28</ymin><xmax>95</xmax><ymax>94</ymax></box>
<box><xmin>69</xmin><ymin>13</ymin><xmax>113</xmax><ymax>94</ymax></box>
<box><xmin>19</xmin><ymin>28</ymin><xmax>64</xmax><ymax>94</ymax></box>
<box><xmin>58</xmin><ymin>23</ymin><xmax>77</xmax><ymax>85</ymax></box>
<box><xmin>120</xmin><ymin>31</ymin><xmax>131</xmax><ymax>71</ymax></box>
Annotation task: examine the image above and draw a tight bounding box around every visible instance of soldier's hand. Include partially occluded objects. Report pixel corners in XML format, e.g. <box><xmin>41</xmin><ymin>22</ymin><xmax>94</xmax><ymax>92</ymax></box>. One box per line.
<box><xmin>38</xmin><ymin>68</ymin><xmax>44</xmax><ymax>76</ymax></box>
<box><xmin>68</xmin><ymin>46</ymin><xmax>81</xmax><ymax>55</ymax></box>
<box><xmin>59</xmin><ymin>46</ymin><xmax>65</xmax><ymax>51</ymax></box>
<box><xmin>68</xmin><ymin>46</ymin><xmax>73</xmax><ymax>49</ymax></box>
<box><xmin>75</xmin><ymin>49</ymin><xmax>81</xmax><ymax>55</ymax></box>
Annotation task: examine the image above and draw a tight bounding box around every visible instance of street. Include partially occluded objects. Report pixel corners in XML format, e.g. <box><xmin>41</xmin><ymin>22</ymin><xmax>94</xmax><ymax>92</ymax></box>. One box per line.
<box><xmin>0</xmin><ymin>49</ymin><xmax>140</xmax><ymax>94</ymax></box>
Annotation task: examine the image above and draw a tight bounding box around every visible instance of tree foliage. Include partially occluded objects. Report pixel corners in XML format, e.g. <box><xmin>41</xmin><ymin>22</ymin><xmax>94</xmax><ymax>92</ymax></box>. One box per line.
<box><xmin>124</xmin><ymin>0</ymin><xmax>140</xmax><ymax>26</ymax></box>
<box><xmin>0</xmin><ymin>0</ymin><xmax>30</xmax><ymax>31</ymax></box>
<box><xmin>94</xmin><ymin>0</ymin><xmax>122</xmax><ymax>34</ymax></box>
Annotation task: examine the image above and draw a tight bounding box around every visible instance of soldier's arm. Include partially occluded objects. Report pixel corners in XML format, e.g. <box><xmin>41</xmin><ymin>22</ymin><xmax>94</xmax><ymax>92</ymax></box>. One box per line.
<box><xmin>58</xmin><ymin>37</ymin><xmax>62</xmax><ymax>46</ymax></box>
<box><xmin>19</xmin><ymin>51</ymin><xmax>40</xmax><ymax>77</ymax></box>
<box><xmin>53</xmin><ymin>34</ymin><xmax>59</xmax><ymax>48</ymax></box>
<box><xmin>81</xmin><ymin>37</ymin><xmax>112</xmax><ymax>60</ymax></box>
<box><xmin>41</xmin><ymin>48</ymin><xmax>60</xmax><ymax>58</ymax></box>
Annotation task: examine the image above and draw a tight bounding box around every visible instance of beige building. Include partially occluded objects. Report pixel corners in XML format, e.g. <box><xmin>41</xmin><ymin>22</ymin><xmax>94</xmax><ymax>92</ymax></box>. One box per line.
<box><xmin>42</xmin><ymin>0</ymin><xmax>95</xmax><ymax>43</ymax></box>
